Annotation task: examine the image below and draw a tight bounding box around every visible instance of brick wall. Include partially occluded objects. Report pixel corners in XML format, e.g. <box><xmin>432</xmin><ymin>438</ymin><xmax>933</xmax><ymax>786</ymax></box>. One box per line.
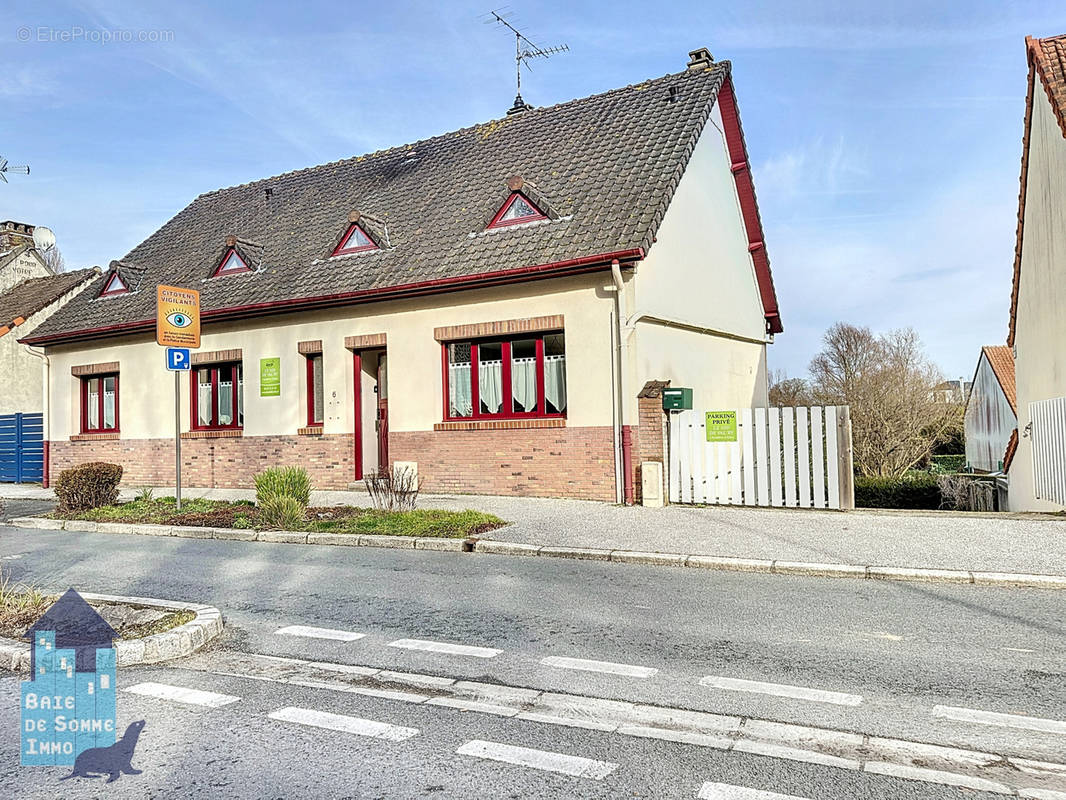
<box><xmin>635</xmin><ymin>384</ymin><xmax>669</xmax><ymax>504</ymax></box>
<box><xmin>391</xmin><ymin>425</ymin><xmax>616</xmax><ymax>501</ymax></box>
<box><xmin>49</xmin><ymin>434</ymin><xmax>355</xmax><ymax>490</ymax></box>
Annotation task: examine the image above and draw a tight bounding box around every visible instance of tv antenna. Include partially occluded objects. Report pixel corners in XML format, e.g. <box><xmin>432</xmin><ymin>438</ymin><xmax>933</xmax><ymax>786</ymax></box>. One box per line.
<box><xmin>0</xmin><ymin>156</ymin><xmax>30</xmax><ymax>183</ymax></box>
<box><xmin>486</xmin><ymin>10</ymin><xmax>568</xmax><ymax>113</ymax></box>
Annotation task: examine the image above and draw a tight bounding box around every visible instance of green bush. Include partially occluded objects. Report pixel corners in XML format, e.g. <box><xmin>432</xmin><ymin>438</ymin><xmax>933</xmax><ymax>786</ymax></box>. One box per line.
<box><xmin>254</xmin><ymin>466</ymin><xmax>312</xmax><ymax>507</ymax></box>
<box><xmin>55</xmin><ymin>462</ymin><xmax>123</xmax><ymax>513</ymax></box>
<box><xmin>258</xmin><ymin>495</ymin><xmax>306</xmax><ymax>530</ymax></box>
<box><xmin>855</xmin><ymin>473</ymin><xmax>942</xmax><ymax>509</ymax></box>
<box><xmin>930</xmin><ymin>454</ymin><xmax>966</xmax><ymax>474</ymax></box>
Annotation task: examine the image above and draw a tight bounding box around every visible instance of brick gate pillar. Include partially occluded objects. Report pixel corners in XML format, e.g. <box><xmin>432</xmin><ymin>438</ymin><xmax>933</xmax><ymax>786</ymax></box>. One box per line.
<box><xmin>635</xmin><ymin>380</ymin><xmax>670</xmax><ymax>505</ymax></box>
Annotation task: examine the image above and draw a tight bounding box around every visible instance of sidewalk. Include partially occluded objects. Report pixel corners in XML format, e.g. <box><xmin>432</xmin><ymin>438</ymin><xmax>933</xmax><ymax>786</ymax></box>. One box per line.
<box><xmin>4</xmin><ymin>484</ymin><xmax>1064</xmax><ymax>576</ymax></box>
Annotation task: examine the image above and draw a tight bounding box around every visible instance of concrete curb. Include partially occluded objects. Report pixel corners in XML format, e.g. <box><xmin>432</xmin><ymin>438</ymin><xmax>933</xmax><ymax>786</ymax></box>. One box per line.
<box><xmin>9</xmin><ymin>517</ymin><xmax>1066</xmax><ymax>589</ymax></box>
<box><xmin>0</xmin><ymin>592</ymin><xmax>223</xmax><ymax>673</ymax></box>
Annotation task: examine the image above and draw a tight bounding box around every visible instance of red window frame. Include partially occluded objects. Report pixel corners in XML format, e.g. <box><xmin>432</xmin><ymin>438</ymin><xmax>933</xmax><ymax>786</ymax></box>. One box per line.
<box><xmin>190</xmin><ymin>362</ymin><xmax>243</xmax><ymax>430</ymax></box>
<box><xmin>212</xmin><ymin>247</ymin><xmax>250</xmax><ymax>277</ymax></box>
<box><xmin>306</xmin><ymin>353</ymin><xmax>324</xmax><ymax>426</ymax></box>
<box><xmin>79</xmin><ymin>373</ymin><xmax>120</xmax><ymax>433</ymax></box>
<box><xmin>332</xmin><ymin>223</ymin><xmax>378</xmax><ymax>256</ymax></box>
<box><xmin>441</xmin><ymin>332</ymin><xmax>564</xmax><ymax>421</ymax></box>
<box><xmin>99</xmin><ymin>273</ymin><xmax>128</xmax><ymax>297</ymax></box>
<box><xmin>487</xmin><ymin>192</ymin><xmax>548</xmax><ymax>229</ymax></box>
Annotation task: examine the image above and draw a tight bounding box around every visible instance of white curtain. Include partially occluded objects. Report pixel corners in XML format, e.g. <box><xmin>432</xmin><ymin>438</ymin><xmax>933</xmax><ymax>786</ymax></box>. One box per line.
<box><xmin>544</xmin><ymin>354</ymin><xmax>567</xmax><ymax>413</ymax></box>
<box><xmin>449</xmin><ymin>364</ymin><xmax>472</xmax><ymax>417</ymax></box>
<box><xmin>103</xmin><ymin>377</ymin><xmax>116</xmax><ymax>428</ymax></box>
<box><xmin>198</xmin><ymin>374</ymin><xmax>213</xmax><ymax>426</ymax></box>
<box><xmin>87</xmin><ymin>379</ymin><xmax>100</xmax><ymax>429</ymax></box>
<box><xmin>479</xmin><ymin>359</ymin><xmax>503</xmax><ymax>414</ymax></box>
<box><xmin>512</xmin><ymin>357</ymin><xmax>537</xmax><ymax>412</ymax></box>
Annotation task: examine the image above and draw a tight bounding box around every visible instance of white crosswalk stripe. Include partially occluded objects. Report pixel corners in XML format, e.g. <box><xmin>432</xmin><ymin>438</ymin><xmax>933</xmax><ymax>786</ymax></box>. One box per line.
<box><xmin>268</xmin><ymin>706</ymin><xmax>418</xmax><ymax>741</ymax></box>
<box><xmin>699</xmin><ymin>675</ymin><xmax>863</xmax><ymax>707</ymax></box>
<box><xmin>698</xmin><ymin>782</ymin><xmax>812</xmax><ymax>799</ymax></box>
<box><xmin>388</xmin><ymin>638</ymin><xmax>501</xmax><ymax>658</ymax></box>
<box><xmin>540</xmin><ymin>655</ymin><xmax>658</xmax><ymax>678</ymax></box>
<box><xmin>456</xmin><ymin>739</ymin><xmax>618</xmax><ymax>779</ymax></box>
<box><xmin>933</xmin><ymin>704</ymin><xmax>1066</xmax><ymax>736</ymax></box>
<box><xmin>274</xmin><ymin>625</ymin><xmax>366</xmax><ymax>641</ymax></box>
<box><xmin>123</xmin><ymin>682</ymin><xmax>239</xmax><ymax>708</ymax></box>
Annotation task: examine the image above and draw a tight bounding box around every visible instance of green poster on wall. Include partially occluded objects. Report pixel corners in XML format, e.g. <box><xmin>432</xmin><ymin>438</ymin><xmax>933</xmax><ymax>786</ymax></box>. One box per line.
<box><xmin>706</xmin><ymin>411</ymin><xmax>738</xmax><ymax>443</ymax></box>
<box><xmin>260</xmin><ymin>357</ymin><xmax>281</xmax><ymax>397</ymax></box>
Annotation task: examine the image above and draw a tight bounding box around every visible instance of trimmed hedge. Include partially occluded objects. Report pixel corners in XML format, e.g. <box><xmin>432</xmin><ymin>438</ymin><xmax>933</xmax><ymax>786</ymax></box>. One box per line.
<box><xmin>55</xmin><ymin>462</ymin><xmax>123</xmax><ymax>513</ymax></box>
<box><xmin>855</xmin><ymin>473</ymin><xmax>942</xmax><ymax>509</ymax></box>
<box><xmin>931</xmin><ymin>454</ymin><xmax>966</xmax><ymax>474</ymax></box>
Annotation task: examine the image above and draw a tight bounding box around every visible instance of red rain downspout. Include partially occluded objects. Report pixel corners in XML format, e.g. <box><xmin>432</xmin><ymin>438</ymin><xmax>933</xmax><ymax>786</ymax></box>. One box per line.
<box><xmin>42</xmin><ymin>441</ymin><xmax>50</xmax><ymax>488</ymax></box>
<box><xmin>621</xmin><ymin>425</ymin><xmax>634</xmax><ymax>506</ymax></box>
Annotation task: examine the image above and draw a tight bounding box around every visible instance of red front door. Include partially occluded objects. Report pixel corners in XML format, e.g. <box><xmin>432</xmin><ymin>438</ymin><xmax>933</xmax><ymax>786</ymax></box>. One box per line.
<box><xmin>377</xmin><ymin>354</ymin><xmax>388</xmax><ymax>472</ymax></box>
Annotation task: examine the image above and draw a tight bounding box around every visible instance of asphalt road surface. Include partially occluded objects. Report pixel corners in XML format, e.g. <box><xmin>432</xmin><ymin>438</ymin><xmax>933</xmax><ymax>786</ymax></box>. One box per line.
<box><xmin>1</xmin><ymin>526</ymin><xmax>1064</xmax><ymax>798</ymax></box>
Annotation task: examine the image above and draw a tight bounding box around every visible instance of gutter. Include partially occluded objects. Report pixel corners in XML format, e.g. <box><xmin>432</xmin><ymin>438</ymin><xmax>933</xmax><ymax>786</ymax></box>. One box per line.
<box><xmin>624</xmin><ymin>313</ymin><xmax>772</xmax><ymax>346</ymax></box>
<box><xmin>21</xmin><ymin>248</ymin><xmax>645</xmax><ymax>347</ymax></box>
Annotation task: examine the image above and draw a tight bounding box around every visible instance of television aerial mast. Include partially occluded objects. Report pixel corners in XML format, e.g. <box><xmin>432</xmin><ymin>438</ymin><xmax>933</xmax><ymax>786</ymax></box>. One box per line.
<box><xmin>0</xmin><ymin>156</ymin><xmax>30</xmax><ymax>183</ymax></box>
<box><xmin>486</xmin><ymin>9</ymin><xmax>568</xmax><ymax>114</ymax></box>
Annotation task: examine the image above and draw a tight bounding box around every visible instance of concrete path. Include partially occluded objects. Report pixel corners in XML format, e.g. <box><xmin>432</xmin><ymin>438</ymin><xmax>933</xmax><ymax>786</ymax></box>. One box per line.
<box><xmin>4</xmin><ymin>483</ymin><xmax>1064</xmax><ymax>575</ymax></box>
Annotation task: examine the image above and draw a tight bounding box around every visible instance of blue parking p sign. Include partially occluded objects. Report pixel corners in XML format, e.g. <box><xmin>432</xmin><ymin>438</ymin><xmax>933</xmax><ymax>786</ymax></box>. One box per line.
<box><xmin>166</xmin><ymin>347</ymin><xmax>191</xmax><ymax>371</ymax></box>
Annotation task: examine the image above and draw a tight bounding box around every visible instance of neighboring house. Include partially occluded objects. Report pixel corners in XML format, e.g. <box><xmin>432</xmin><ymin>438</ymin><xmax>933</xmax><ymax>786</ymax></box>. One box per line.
<box><xmin>932</xmin><ymin>379</ymin><xmax>972</xmax><ymax>405</ymax></box>
<box><xmin>964</xmin><ymin>346</ymin><xmax>1016</xmax><ymax>473</ymax></box>
<box><xmin>21</xmin><ymin>48</ymin><xmax>782</xmax><ymax>503</ymax></box>
<box><xmin>0</xmin><ymin>220</ymin><xmax>52</xmax><ymax>292</ymax></box>
<box><xmin>1006</xmin><ymin>34</ymin><xmax>1066</xmax><ymax>511</ymax></box>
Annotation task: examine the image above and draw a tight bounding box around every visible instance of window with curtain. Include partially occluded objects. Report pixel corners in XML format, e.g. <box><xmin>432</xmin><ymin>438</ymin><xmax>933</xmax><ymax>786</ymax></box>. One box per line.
<box><xmin>192</xmin><ymin>362</ymin><xmax>243</xmax><ymax>429</ymax></box>
<box><xmin>443</xmin><ymin>332</ymin><xmax>566</xmax><ymax>420</ymax></box>
<box><xmin>81</xmin><ymin>374</ymin><xmax>119</xmax><ymax>432</ymax></box>
<box><xmin>306</xmin><ymin>354</ymin><xmax>324</xmax><ymax>426</ymax></box>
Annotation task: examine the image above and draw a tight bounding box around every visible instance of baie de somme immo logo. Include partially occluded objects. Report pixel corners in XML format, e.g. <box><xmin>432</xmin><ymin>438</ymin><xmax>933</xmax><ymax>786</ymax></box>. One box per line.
<box><xmin>20</xmin><ymin>589</ymin><xmax>118</xmax><ymax>765</ymax></box>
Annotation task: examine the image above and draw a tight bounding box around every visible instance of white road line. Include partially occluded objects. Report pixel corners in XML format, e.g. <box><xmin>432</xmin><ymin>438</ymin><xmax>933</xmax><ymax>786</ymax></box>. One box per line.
<box><xmin>698</xmin><ymin>675</ymin><xmax>863</xmax><ymax>707</ymax></box>
<box><xmin>540</xmin><ymin>656</ymin><xmax>658</xmax><ymax>678</ymax></box>
<box><xmin>268</xmin><ymin>707</ymin><xmax>418</xmax><ymax>741</ymax></box>
<box><xmin>427</xmin><ymin>697</ymin><xmax>518</xmax><ymax>716</ymax></box>
<box><xmin>864</xmin><ymin>762</ymin><xmax>1011</xmax><ymax>795</ymax></box>
<box><xmin>123</xmin><ymin>682</ymin><xmax>239</xmax><ymax>708</ymax></box>
<box><xmin>933</xmin><ymin>704</ymin><xmax>1066</xmax><ymax>736</ymax></box>
<box><xmin>388</xmin><ymin>638</ymin><xmax>501</xmax><ymax>659</ymax></box>
<box><xmin>456</xmin><ymin>739</ymin><xmax>618</xmax><ymax>780</ymax></box>
<box><xmin>274</xmin><ymin>625</ymin><xmax>366</xmax><ymax>642</ymax></box>
<box><xmin>698</xmin><ymin>782</ymin><xmax>812</xmax><ymax>800</ymax></box>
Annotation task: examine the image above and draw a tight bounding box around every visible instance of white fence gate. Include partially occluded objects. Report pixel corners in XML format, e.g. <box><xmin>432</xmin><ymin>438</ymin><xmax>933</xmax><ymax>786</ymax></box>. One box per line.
<box><xmin>668</xmin><ymin>406</ymin><xmax>854</xmax><ymax>509</ymax></box>
<box><xmin>1030</xmin><ymin>396</ymin><xmax>1066</xmax><ymax>505</ymax></box>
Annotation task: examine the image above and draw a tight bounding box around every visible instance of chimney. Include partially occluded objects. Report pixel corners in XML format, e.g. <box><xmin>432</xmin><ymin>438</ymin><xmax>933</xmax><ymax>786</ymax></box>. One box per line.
<box><xmin>687</xmin><ymin>48</ymin><xmax>714</xmax><ymax>70</ymax></box>
<box><xmin>507</xmin><ymin>93</ymin><xmax>533</xmax><ymax>116</ymax></box>
<box><xmin>0</xmin><ymin>220</ymin><xmax>34</xmax><ymax>251</ymax></box>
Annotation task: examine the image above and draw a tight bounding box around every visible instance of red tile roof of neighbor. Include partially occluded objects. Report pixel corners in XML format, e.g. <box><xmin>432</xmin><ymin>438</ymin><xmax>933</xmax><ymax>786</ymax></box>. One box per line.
<box><xmin>23</xmin><ymin>57</ymin><xmax>782</xmax><ymax>345</ymax></box>
<box><xmin>1003</xmin><ymin>427</ymin><xmax>1019</xmax><ymax>472</ymax></box>
<box><xmin>982</xmin><ymin>345</ymin><xmax>1017</xmax><ymax>414</ymax></box>
<box><xmin>0</xmin><ymin>268</ymin><xmax>97</xmax><ymax>336</ymax></box>
<box><xmin>1008</xmin><ymin>34</ymin><xmax>1066</xmax><ymax>347</ymax></box>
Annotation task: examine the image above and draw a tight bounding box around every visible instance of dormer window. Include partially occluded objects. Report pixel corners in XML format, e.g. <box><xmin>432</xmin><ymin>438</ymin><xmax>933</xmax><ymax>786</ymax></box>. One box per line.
<box><xmin>99</xmin><ymin>273</ymin><xmax>128</xmax><ymax>297</ymax></box>
<box><xmin>213</xmin><ymin>248</ymin><xmax>250</xmax><ymax>277</ymax></box>
<box><xmin>488</xmin><ymin>192</ymin><xmax>547</xmax><ymax>228</ymax></box>
<box><xmin>332</xmin><ymin>223</ymin><xmax>378</xmax><ymax>256</ymax></box>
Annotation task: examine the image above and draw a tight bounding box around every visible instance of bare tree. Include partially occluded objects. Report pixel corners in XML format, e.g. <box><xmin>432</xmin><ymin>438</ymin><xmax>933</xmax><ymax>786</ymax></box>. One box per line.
<box><xmin>768</xmin><ymin>369</ymin><xmax>814</xmax><ymax>407</ymax></box>
<box><xmin>40</xmin><ymin>246</ymin><xmax>65</xmax><ymax>273</ymax></box>
<box><xmin>809</xmin><ymin>323</ymin><xmax>956</xmax><ymax>478</ymax></box>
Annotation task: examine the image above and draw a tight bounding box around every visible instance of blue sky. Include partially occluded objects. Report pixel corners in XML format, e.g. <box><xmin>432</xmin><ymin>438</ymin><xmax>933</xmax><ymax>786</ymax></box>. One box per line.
<box><xmin>2</xmin><ymin>1</ymin><xmax>1063</xmax><ymax>380</ymax></box>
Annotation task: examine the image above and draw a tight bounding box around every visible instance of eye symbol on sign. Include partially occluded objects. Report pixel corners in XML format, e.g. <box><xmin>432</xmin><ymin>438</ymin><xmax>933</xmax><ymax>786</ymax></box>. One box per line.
<box><xmin>166</xmin><ymin>312</ymin><xmax>193</xmax><ymax>328</ymax></box>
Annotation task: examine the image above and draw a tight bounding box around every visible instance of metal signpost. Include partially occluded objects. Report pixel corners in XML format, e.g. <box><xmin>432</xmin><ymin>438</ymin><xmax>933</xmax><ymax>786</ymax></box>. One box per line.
<box><xmin>157</xmin><ymin>286</ymin><xmax>200</xmax><ymax>511</ymax></box>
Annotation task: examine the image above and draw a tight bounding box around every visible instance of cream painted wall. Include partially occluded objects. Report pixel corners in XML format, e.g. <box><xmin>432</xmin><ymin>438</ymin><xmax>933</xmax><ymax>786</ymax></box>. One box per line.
<box><xmin>1010</xmin><ymin>87</ymin><xmax>1066</xmax><ymax>511</ymax></box>
<box><xmin>627</xmin><ymin>101</ymin><xmax>771</xmax><ymax>414</ymax></box>
<box><xmin>0</xmin><ymin>250</ymin><xmax>49</xmax><ymax>293</ymax></box>
<box><xmin>44</xmin><ymin>274</ymin><xmax>617</xmax><ymax>441</ymax></box>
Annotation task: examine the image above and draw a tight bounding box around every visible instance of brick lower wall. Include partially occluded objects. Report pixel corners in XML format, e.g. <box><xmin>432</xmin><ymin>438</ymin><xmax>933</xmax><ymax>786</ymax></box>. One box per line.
<box><xmin>636</xmin><ymin>394</ymin><xmax>668</xmax><ymax>504</ymax></box>
<box><xmin>390</xmin><ymin>425</ymin><xmax>617</xmax><ymax>501</ymax></box>
<box><xmin>49</xmin><ymin>434</ymin><xmax>355</xmax><ymax>490</ymax></box>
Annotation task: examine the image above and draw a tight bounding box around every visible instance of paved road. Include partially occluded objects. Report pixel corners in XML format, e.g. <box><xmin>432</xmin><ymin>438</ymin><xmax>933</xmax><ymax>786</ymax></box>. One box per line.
<box><xmin>1</xmin><ymin>526</ymin><xmax>1064</xmax><ymax>798</ymax></box>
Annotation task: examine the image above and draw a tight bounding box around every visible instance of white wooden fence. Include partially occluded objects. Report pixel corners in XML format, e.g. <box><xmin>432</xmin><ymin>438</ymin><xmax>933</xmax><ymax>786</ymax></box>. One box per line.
<box><xmin>668</xmin><ymin>406</ymin><xmax>854</xmax><ymax>509</ymax></box>
<box><xmin>1030</xmin><ymin>396</ymin><xmax>1066</xmax><ymax>505</ymax></box>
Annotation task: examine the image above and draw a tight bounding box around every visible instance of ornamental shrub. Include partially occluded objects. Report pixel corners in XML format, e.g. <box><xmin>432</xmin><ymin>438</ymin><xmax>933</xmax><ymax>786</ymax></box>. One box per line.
<box><xmin>55</xmin><ymin>462</ymin><xmax>123</xmax><ymax>513</ymax></box>
<box><xmin>854</xmin><ymin>473</ymin><xmax>941</xmax><ymax>509</ymax></box>
<box><xmin>254</xmin><ymin>466</ymin><xmax>312</xmax><ymax>507</ymax></box>
<box><xmin>258</xmin><ymin>495</ymin><xmax>306</xmax><ymax>530</ymax></box>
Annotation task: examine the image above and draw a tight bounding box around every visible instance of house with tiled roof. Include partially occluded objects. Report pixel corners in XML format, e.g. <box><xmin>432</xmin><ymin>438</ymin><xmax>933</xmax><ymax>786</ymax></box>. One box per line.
<box><xmin>0</xmin><ymin>221</ymin><xmax>98</xmax><ymax>417</ymax></box>
<box><xmin>964</xmin><ymin>346</ymin><xmax>1016</xmax><ymax>473</ymax></box>
<box><xmin>20</xmin><ymin>48</ymin><xmax>782</xmax><ymax>503</ymax></box>
<box><xmin>1005</xmin><ymin>34</ymin><xmax>1066</xmax><ymax>510</ymax></box>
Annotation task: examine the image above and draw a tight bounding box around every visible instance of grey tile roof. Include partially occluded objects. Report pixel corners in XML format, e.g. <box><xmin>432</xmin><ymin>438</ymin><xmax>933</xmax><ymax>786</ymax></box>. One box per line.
<box><xmin>29</xmin><ymin>61</ymin><xmax>750</xmax><ymax>343</ymax></box>
<box><xmin>0</xmin><ymin>268</ymin><xmax>97</xmax><ymax>333</ymax></box>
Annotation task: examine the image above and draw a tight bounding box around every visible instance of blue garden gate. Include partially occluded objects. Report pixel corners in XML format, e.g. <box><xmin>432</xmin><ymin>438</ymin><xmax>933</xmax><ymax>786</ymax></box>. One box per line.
<box><xmin>0</xmin><ymin>413</ymin><xmax>44</xmax><ymax>483</ymax></box>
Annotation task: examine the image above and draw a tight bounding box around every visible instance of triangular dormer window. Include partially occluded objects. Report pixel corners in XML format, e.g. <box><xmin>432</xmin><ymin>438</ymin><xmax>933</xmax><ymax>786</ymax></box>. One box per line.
<box><xmin>213</xmin><ymin>248</ymin><xmax>250</xmax><ymax>277</ymax></box>
<box><xmin>100</xmin><ymin>272</ymin><xmax>128</xmax><ymax>297</ymax></box>
<box><xmin>488</xmin><ymin>192</ymin><xmax>547</xmax><ymax>228</ymax></box>
<box><xmin>332</xmin><ymin>223</ymin><xmax>378</xmax><ymax>256</ymax></box>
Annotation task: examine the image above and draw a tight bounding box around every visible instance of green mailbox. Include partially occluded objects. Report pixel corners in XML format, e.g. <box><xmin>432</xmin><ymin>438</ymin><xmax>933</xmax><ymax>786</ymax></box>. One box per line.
<box><xmin>661</xmin><ymin>387</ymin><xmax>693</xmax><ymax>411</ymax></box>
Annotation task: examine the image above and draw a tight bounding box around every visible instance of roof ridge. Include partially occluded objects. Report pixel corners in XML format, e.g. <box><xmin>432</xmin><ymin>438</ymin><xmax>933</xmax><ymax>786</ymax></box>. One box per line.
<box><xmin>194</xmin><ymin>64</ymin><xmax>730</xmax><ymax>200</ymax></box>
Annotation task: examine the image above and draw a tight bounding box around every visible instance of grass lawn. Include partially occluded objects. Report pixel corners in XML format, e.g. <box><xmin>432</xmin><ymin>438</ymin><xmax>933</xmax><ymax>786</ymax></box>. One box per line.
<box><xmin>51</xmin><ymin>497</ymin><xmax>506</xmax><ymax>539</ymax></box>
